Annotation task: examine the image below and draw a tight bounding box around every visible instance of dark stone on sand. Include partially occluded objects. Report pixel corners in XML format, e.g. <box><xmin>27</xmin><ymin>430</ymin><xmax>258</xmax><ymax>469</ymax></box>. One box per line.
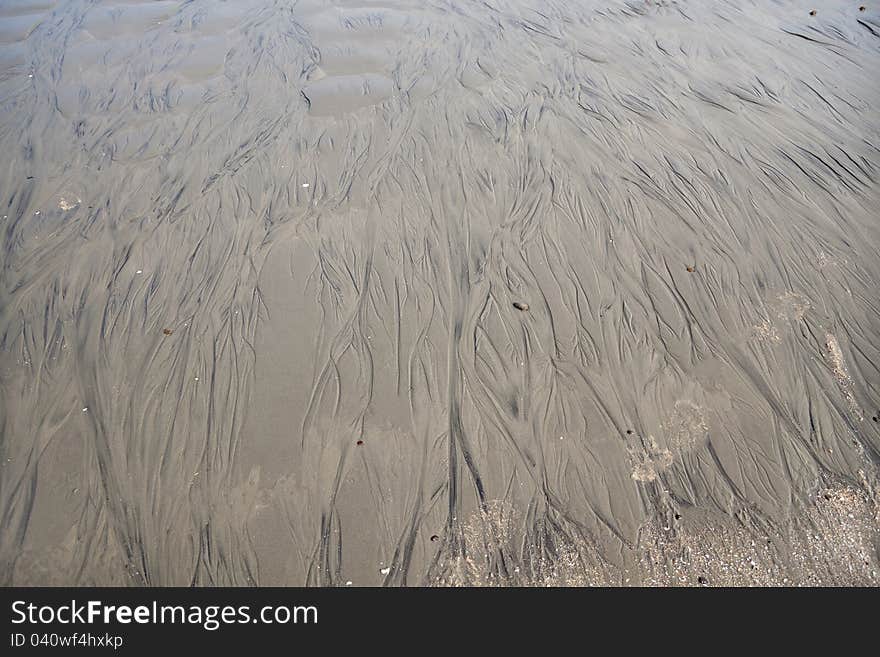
<box><xmin>513</xmin><ymin>301</ymin><xmax>529</xmax><ymax>311</ymax></box>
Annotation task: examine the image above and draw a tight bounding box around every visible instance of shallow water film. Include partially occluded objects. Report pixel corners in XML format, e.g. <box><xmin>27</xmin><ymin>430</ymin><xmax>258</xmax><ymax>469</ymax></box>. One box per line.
<box><xmin>1</xmin><ymin>0</ymin><xmax>879</xmax><ymax>586</ymax></box>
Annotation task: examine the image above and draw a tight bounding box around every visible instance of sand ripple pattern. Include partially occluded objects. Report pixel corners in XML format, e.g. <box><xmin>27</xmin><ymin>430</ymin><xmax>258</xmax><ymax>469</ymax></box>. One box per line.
<box><xmin>1</xmin><ymin>0</ymin><xmax>879</xmax><ymax>585</ymax></box>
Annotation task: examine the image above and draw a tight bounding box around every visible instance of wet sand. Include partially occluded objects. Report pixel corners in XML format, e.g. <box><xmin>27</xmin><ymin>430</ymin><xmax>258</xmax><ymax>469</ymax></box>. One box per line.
<box><xmin>1</xmin><ymin>0</ymin><xmax>879</xmax><ymax>586</ymax></box>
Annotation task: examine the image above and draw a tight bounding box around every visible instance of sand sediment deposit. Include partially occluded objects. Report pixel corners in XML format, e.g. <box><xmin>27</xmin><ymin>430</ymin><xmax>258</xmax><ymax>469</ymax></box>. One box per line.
<box><xmin>1</xmin><ymin>0</ymin><xmax>879</xmax><ymax>586</ymax></box>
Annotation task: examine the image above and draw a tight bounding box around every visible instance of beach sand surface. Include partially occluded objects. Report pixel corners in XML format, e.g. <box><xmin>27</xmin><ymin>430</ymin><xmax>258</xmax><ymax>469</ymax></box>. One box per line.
<box><xmin>1</xmin><ymin>0</ymin><xmax>879</xmax><ymax>586</ymax></box>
